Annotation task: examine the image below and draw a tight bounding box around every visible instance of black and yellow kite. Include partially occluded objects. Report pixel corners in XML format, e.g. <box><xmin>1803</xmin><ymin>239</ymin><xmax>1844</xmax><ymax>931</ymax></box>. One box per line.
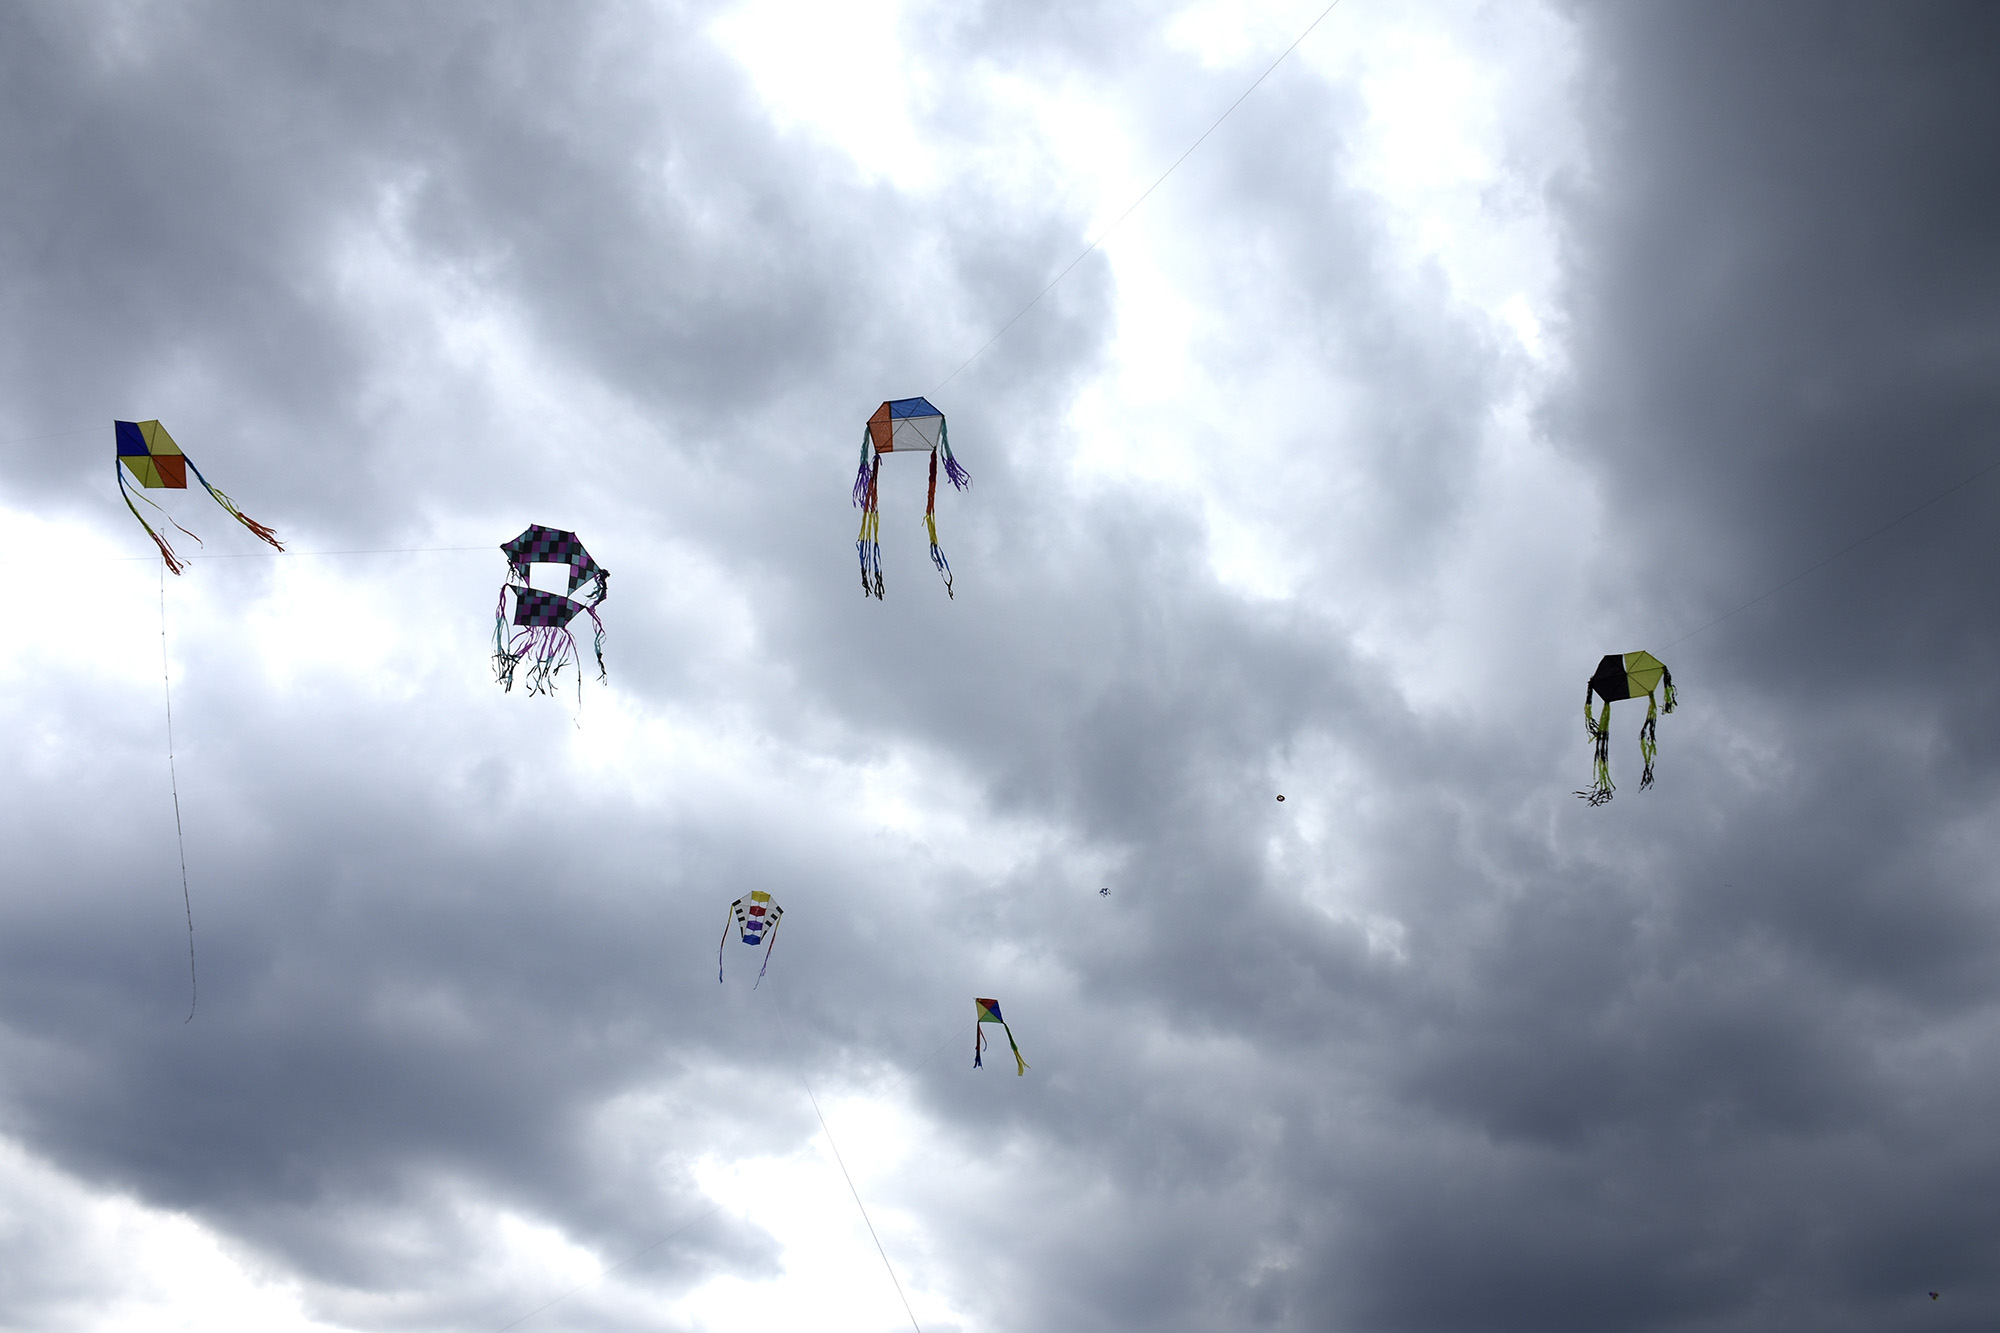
<box><xmin>1577</xmin><ymin>651</ymin><xmax>1676</xmax><ymax>806</ymax></box>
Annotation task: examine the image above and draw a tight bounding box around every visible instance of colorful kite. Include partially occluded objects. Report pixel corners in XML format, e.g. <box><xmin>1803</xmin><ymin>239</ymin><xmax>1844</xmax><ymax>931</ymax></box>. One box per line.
<box><xmin>718</xmin><ymin>890</ymin><xmax>783</xmax><ymax>985</ymax></box>
<box><xmin>974</xmin><ymin>997</ymin><xmax>1027</xmax><ymax>1075</ymax></box>
<box><xmin>115</xmin><ymin>420</ymin><xmax>282</xmax><ymax>573</ymax></box>
<box><xmin>493</xmin><ymin>525</ymin><xmax>609</xmax><ymax>699</ymax></box>
<box><xmin>1577</xmin><ymin>650</ymin><xmax>1677</xmax><ymax>805</ymax></box>
<box><xmin>852</xmin><ymin>397</ymin><xmax>970</xmax><ymax>599</ymax></box>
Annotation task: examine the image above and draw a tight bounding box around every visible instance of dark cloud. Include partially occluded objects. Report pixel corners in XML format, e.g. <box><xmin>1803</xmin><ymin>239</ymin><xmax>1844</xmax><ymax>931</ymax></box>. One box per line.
<box><xmin>4</xmin><ymin>1</ymin><xmax>1999</xmax><ymax>1330</ymax></box>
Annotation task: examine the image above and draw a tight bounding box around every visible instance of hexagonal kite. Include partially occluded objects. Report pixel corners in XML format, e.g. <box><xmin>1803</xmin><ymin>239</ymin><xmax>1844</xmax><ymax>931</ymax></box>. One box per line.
<box><xmin>115</xmin><ymin>420</ymin><xmax>282</xmax><ymax>573</ymax></box>
<box><xmin>493</xmin><ymin>525</ymin><xmax>608</xmax><ymax>699</ymax></box>
<box><xmin>718</xmin><ymin>890</ymin><xmax>783</xmax><ymax>986</ymax></box>
<box><xmin>1577</xmin><ymin>650</ymin><xmax>1677</xmax><ymax>805</ymax></box>
<box><xmin>852</xmin><ymin>397</ymin><xmax>970</xmax><ymax>599</ymax></box>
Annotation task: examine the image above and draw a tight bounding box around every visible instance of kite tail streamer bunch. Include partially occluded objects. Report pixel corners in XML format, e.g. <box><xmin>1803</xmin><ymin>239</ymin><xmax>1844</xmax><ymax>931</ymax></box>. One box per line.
<box><xmin>940</xmin><ymin>420</ymin><xmax>971</xmax><ymax>493</ymax></box>
<box><xmin>973</xmin><ymin>1022</ymin><xmax>1028</xmax><ymax>1076</ymax></box>
<box><xmin>1639</xmin><ymin>695</ymin><xmax>1660</xmax><ymax>791</ymax></box>
<box><xmin>491</xmin><ymin>586</ymin><xmax>521</xmax><ymax>690</ymax></box>
<box><xmin>184</xmin><ymin>457</ymin><xmax>283</xmax><ymax>552</ymax></box>
<box><xmin>1577</xmin><ymin>689</ymin><xmax>1615</xmax><ymax>806</ymax></box>
<box><xmin>115</xmin><ymin>463</ymin><xmax>205</xmax><ymax>575</ymax></box>
<box><xmin>925</xmin><ymin>449</ymin><xmax>954</xmax><ymax>598</ymax></box>
<box><xmin>1660</xmin><ymin>667</ymin><xmax>1678</xmax><ymax>715</ymax></box>
<box><xmin>854</xmin><ymin>439</ymin><xmax>884</xmax><ymax>599</ymax></box>
<box><xmin>518</xmin><ymin>625</ymin><xmax>580</xmax><ymax>698</ymax></box>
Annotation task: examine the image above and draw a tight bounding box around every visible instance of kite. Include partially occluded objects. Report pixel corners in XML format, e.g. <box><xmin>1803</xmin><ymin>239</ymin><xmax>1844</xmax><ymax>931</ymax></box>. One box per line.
<box><xmin>852</xmin><ymin>397</ymin><xmax>970</xmax><ymax>599</ymax></box>
<box><xmin>974</xmin><ymin>997</ymin><xmax>1027</xmax><ymax>1075</ymax></box>
<box><xmin>115</xmin><ymin>419</ymin><xmax>282</xmax><ymax>573</ymax></box>
<box><xmin>718</xmin><ymin>890</ymin><xmax>783</xmax><ymax>985</ymax></box>
<box><xmin>493</xmin><ymin>525</ymin><xmax>609</xmax><ymax>699</ymax></box>
<box><xmin>1577</xmin><ymin>650</ymin><xmax>1677</xmax><ymax>806</ymax></box>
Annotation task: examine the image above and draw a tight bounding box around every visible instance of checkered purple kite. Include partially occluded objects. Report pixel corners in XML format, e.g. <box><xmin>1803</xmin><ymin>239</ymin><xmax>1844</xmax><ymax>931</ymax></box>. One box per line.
<box><xmin>492</xmin><ymin>525</ymin><xmax>609</xmax><ymax>699</ymax></box>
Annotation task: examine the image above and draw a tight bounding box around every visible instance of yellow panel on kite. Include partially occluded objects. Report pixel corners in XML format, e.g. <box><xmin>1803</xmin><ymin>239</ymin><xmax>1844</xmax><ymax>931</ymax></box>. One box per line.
<box><xmin>1623</xmin><ymin>650</ymin><xmax>1666</xmax><ymax>698</ymax></box>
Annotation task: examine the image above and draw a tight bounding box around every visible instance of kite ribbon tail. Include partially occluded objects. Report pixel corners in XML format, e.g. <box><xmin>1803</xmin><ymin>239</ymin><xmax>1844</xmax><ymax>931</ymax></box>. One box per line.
<box><xmin>1660</xmin><ymin>666</ymin><xmax>1677</xmax><ymax>714</ymax></box>
<box><xmin>940</xmin><ymin>419</ymin><xmax>970</xmax><ymax>491</ymax></box>
<box><xmin>1002</xmin><ymin>1021</ymin><xmax>1027</xmax><ymax>1076</ymax></box>
<box><xmin>974</xmin><ymin>1025</ymin><xmax>984</xmax><ymax>1069</ymax></box>
<box><xmin>1639</xmin><ymin>694</ymin><xmax>1659</xmax><ymax>791</ymax></box>
<box><xmin>855</xmin><ymin>457</ymin><xmax>884</xmax><ymax>600</ymax></box>
<box><xmin>1576</xmin><ymin>698</ymin><xmax>1615</xmax><ymax>806</ymax></box>
<box><xmin>718</xmin><ymin>905</ymin><xmax>734</xmax><ymax>984</ymax></box>
<box><xmin>184</xmin><ymin>457</ymin><xmax>283</xmax><ymax>552</ymax></box>
<box><xmin>753</xmin><ymin>919</ymin><xmax>780</xmax><ymax>989</ymax></box>
<box><xmin>926</xmin><ymin>450</ymin><xmax>954</xmax><ymax>599</ymax></box>
<box><xmin>118</xmin><ymin>463</ymin><xmax>185</xmax><ymax>575</ymax></box>
<box><xmin>585</xmin><ymin>603</ymin><xmax>607</xmax><ymax>683</ymax></box>
<box><xmin>491</xmin><ymin>587</ymin><xmax>521</xmax><ymax>692</ymax></box>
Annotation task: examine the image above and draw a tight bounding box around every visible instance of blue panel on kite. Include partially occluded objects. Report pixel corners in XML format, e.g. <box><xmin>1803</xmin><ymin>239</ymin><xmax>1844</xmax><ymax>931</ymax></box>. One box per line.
<box><xmin>887</xmin><ymin>397</ymin><xmax>941</xmax><ymax>418</ymax></box>
<box><xmin>115</xmin><ymin>420</ymin><xmax>149</xmax><ymax>455</ymax></box>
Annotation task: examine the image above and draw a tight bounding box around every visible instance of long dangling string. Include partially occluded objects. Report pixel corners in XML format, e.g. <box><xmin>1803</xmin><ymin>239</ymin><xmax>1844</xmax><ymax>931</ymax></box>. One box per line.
<box><xmin>717</xmin><ymin>903</ymin><xmax>735</xmax><ymax>983</ymax></box>
<box><xmin>160</xmin><ymin>561</ymin><xmax>197</xmax><ymax>1021</ymax></box>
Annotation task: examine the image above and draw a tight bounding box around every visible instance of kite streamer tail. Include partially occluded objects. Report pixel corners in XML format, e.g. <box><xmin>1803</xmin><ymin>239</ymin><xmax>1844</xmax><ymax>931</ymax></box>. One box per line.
<box><xmin>855</xmin><ymin>456</ymin><xmax>884</xmax><ymax>599</ymax></box>
<box><xmin>118</xmin><ymin>462</ymin><xmax>187</xmax><ymax>575</ymax></box>
<box><xmin>492</xmin><ymin>587</ymin><xmax>523</xmax><ymax>691</ymax></box>
<box><xmin>1639</xmin><ymin>694</ymin><xmax>1660</xmax><ymax>791</ymax></box>
<box><xmin>926</xmin><ymin>450</ymin><xmax>955</xmax><ymax>598</ymax></box>
<box><xmin>939</xmin><ymin>420</ymin><xmax>970</xmax><ymax>491</ymax></box>
<box><xmin>184</xmin><ymin>457</ymin><xmax>283</xmax><ymax>552</ymax></box>
<box><xmin>1001</xmin><ymin>1021</ymin><xmax>1027</xmax><ymax>1076</ymax></box>
<box><xmin>974</xmin><ymin>1025</ymin><xmax>985</xmax><ymax>1069</ymax></box>
<box><xmin>1575</xmin><ymin>697</ymin><xmax>1615</xmax><ymax>806</ymax></box>
<box><xmin>718</xmin><ymin>905</ymin><xmax>734</xmax><ymax>984</ymax></box>
<box><xmin>513</xmin><ymin>624</ymin><xmax>580</xmax><ymax>698</ymax></box>
<box><xmin>753</xmin><ymin>919</ymin><xmax>781</xmax><ymax>989</ymax></box>
<box><xmin>1660</xmin><ymin>666</ymin><xmax>1677</xmax><ymax>715</ymax></box>
<box><xmin>584</xmin><ymin>604</ymin><xmax>608</xmax><ymax>683</ymax></box>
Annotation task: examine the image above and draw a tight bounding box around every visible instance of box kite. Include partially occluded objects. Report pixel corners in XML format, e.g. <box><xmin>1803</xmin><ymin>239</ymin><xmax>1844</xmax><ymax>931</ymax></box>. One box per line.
<box><xmin>718</xmin><ymin>890</ymin><xmax>783</xmax><ymax>985</ymax></box>
<box><xmin>1577</xmin><ymin>650</ymin><xmax>1677</xmax><ymax>806</ymax></box>
<box><xmin>493</xmin><ymin>525</ymin><xmax>608</xmax><ymax>699</ymax></box>
<box><xmin>852</xmin><ymin>397</ymin><xmax>970</xmax><ymax>599</ymax></box>
<box><xmin>974</xmin><ymin>997</ymin><xmax>1027</xmax><ymax>1075</ymax></box>
<box><xmin>116</xmin><ymin>420</ymin><xmax>282</xmax><ymax>573</ymax></box>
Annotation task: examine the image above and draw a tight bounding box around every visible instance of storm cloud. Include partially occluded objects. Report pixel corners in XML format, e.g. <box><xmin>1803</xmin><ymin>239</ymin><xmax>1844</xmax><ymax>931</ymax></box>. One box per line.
<box><xmin>1</xmin><ymin>1</ymin><xmax>1997</xmax><ymax>1330</ymax></box>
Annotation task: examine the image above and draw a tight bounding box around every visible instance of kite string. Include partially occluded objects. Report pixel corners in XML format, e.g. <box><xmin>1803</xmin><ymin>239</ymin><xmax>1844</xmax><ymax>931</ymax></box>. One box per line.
<box><xmin>769</xmin><ymin>985</ymin><xmax>923</xmax><ymax>1333</ymax></box>
<box><xmin>1663</xmin><ymin>451</ymin><xmax>2000</xmax><ymax>649</ymax></box>
<box><xmin>488</xmin><ymin>1024</ymin><xmax>962</xmax><ymax>1333</ymax></box>
<box><xmin>931</xmin><ymin>0</ymin><xmax>1346</xmax><ymax>396</ymax></box>
<box><xmin>159</xmin><ymin>560</ymin><xmax>196</xmax><ymax>1023</ymax></box>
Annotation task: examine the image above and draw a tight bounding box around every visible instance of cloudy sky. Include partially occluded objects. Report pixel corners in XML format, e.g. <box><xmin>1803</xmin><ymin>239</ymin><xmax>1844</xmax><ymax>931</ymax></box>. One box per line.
<box><xmin>2</xmin><ymin>1</ymin><xmax>1998</xmax><ymax>1329</ymax></box>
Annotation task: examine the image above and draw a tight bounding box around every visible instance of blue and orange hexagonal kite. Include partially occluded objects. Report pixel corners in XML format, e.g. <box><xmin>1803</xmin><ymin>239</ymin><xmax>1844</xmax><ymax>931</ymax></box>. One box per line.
<box><xmin>852</xmin><ymin>397</ymin><xmax>970</xmax><ymax>599</ymax></box>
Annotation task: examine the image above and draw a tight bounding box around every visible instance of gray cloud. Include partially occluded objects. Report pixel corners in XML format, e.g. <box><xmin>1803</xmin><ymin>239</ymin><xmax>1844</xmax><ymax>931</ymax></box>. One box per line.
<box><xmin>3</xmin><ymin>1</ymin><xmax>1998</xmax><ymax>1330</ymax></box>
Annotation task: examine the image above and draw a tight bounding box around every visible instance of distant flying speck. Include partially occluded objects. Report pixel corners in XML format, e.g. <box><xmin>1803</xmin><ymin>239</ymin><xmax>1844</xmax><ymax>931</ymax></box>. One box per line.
<box><xmin>1931</xmin><ymin>1291</ymin><xmax>1940</xmax><ymax>1300</ymax></box>
<box><xmin>1276</xmin><ymin>794</ymin><xmax>1285</xmax><ymax>802</ymax></box>
<box><xmin>1099</xmin><ymin>886</ymin><xmax>1109</xmax><ymax>897</ymax></box>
